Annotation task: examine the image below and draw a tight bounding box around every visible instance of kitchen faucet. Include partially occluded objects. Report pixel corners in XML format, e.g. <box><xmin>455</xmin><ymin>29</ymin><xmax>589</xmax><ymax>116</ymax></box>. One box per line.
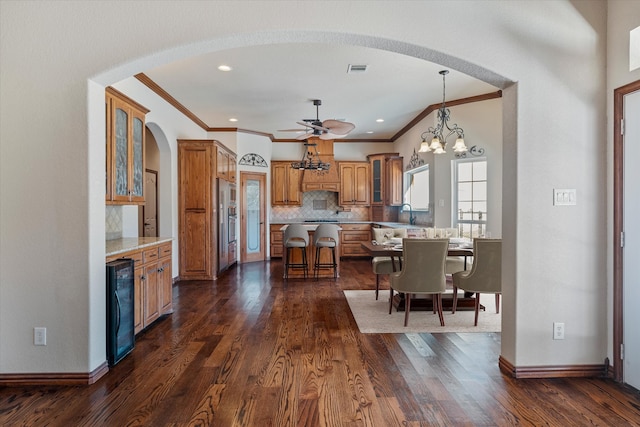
<box><xmin>401</xmin><ymin>203</ymin><xmax>416</xmax><ymax>225</ymax></box>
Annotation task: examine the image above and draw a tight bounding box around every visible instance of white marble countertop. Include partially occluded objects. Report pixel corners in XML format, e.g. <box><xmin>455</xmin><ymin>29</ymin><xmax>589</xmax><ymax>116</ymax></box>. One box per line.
<box><xmin>106</xmin><ymin>237</ymin><xmax>173</xmax><ymax>257</ymax></box>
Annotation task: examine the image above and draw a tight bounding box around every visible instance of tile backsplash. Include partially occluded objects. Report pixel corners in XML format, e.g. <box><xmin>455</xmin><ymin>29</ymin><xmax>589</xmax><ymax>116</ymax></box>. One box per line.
<box><xmin>105</xmin><ymin>205</ymin><xmax>123</xmax><ymax>240</ymax></box>
<box><xmin>271</xmin><ymin>191</ymin><xmax>369</xmax><ymax>222</ymax></box>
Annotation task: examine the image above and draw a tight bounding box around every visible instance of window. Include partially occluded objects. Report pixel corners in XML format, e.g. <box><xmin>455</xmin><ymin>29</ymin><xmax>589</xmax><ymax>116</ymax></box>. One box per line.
<box><xmin>403</xmin><ymin>164</ymin><xmax>429</xmax><ymax>210</ymax></box>
<box><xmin>453</xmin><ymin>158</ymin><xmax>487</xmax><ymax>238</ymax></box>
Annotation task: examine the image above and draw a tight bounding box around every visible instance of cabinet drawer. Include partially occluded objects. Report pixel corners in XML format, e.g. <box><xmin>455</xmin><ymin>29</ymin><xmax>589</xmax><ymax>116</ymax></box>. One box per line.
<box><xmin>143</xmin><ymin>248</ymin><xmax>159</xmax><ymax>264</ymax></box>
<box><xmin>339</xmin><ymin>223</ymin><xmax>371</xmax><ymax>231</ymax></box>
<box><xmin>341</xmin><ymin>243</ymin><xmax>368</xmax><ymax>257</ymax></box>
<box><xmin>342</xmin><ymin>231</ymin><xmax>370</xmax><ymax>243</ymax></box>
<box><xmin>158</xmin><ymin>243</ymin><xmax>172</xmax><ymax>258</ymax></box>
<box><xmin>107</xmin><ymin>250</ymin><xmax>143</xmax><ymax>265</ymax></box>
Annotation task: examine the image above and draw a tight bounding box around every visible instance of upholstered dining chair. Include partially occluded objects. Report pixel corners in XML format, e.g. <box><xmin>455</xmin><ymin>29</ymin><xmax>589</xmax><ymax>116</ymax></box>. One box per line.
<box><xmin>283</xmin><ymin>224</ymin><xmax>310</xmax><ymax>279</ymax></box>
<box><xmin>389</xmin><ymin>238</ymin><xmax>449</xmax><ymax>327</ymax></box>
<box><xmin>451</xmin><ymin>238</ymin><xmax>502</xmax><ymax>326</ymax></box>
<box><xmin>312</xmin><ymin>223</ymin><xmax>340</xmax><ymax>279</ymax></box>
<box><xmin>371</xmin><ymin>228</ymin><xmax>407</xmax><ymax>299</ymax></box>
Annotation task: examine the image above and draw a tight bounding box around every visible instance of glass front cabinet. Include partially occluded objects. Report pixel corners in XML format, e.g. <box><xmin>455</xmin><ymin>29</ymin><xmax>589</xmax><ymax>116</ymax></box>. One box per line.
<box><xmin>106</xmin><ymin>87</ymin><xmax>149</xmax><ymax>205</ymax></box>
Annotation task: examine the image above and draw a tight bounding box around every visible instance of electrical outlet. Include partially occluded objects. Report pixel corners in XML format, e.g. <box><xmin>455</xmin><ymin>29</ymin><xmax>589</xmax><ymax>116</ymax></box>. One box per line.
<box><xmin>34</xmin><ymin>327</ymin><xmax>47</xmax><ymax>346</ymax></box>
<box><xmin>553</xmin><ymin>322</ymin><xmax>565</xmax><ymax>340</ymax></box>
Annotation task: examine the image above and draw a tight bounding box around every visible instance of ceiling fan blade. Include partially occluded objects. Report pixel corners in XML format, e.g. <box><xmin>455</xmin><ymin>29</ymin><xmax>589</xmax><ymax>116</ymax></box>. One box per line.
<box><xmin>319</xmin><ymin>133</ymin><xmax>338</xmax><ymax>140</ymax></box>
<box><xmin>278</xmin><ymin>128</ymin><xmax>307</xmax><ymax>132</ymax></box>
<box><xmin>296</xmin><ymin>132</ymin><xmax>312</xmax><ymax>140</ymax></box>
<box><xmin>322</xmin><ymin>120</ymin><xmax>355</xmax><ymax>136</ymax></box>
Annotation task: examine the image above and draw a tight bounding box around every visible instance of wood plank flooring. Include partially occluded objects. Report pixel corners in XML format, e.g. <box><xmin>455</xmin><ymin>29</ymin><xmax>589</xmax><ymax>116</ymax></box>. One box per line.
<box><xmin>1</xmin><ymin>259</ymin><xmax>640</xmax><ymax>426</ymax></box>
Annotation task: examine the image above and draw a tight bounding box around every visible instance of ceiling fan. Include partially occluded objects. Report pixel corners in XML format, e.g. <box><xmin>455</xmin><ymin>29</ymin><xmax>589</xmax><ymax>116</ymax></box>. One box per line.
<box><xmin>282</xmin><ymin>99</ymin><xmax>355</xmax><ymax>140</ymax></box>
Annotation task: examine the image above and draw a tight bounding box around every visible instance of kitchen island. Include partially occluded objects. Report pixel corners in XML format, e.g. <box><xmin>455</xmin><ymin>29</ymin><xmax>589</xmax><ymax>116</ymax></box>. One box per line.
<box><xmin>280</xmin><ymin>224</ymin><xmax>341</xmax><ymax>279</ymax></box>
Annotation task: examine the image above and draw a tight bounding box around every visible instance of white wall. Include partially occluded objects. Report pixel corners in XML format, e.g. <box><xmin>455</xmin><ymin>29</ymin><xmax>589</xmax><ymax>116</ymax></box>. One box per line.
<box><xmin>0</xmin><ymin>0</ymin><xmax>626</xmax><ymax>375</ymax></box>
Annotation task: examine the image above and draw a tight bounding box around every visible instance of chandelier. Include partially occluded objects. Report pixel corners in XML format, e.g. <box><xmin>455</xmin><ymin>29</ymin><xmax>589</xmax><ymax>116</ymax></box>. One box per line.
<box><xmin>291</xmin><ymin>142</ymin><xmax>330</xmax><ymax>171</ymax></box>
<box><xmin>418</xmin><ymin>70</ymin><xmax>468</xmax><ymax>154</ymax></box>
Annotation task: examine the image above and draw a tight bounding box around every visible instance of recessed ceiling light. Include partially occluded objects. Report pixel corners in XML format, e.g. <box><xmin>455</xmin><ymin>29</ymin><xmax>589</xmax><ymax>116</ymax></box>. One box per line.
<box><xmin>376</xmin><ymin>118</ymin><xmax>384</xmax><ymax>123</ymax></box>
<box><xmin>229</xmin><ymin>118</ymin><xmax>238</xmax><ymax>122</ymax></box>
<box><xmin>366</xmin><ymin>131</ymin><xmax>374</xmax><ymax>134</ymax></box>
<box><xmin>218</xmin><ymin>65</ymin><xmax>232</xmax><ymax>72</ymax></box>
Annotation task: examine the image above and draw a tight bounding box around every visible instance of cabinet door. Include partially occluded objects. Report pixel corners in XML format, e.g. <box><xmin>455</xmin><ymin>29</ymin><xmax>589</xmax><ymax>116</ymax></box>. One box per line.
<box><xmin>143</xmin><ymin>264</ymin><xmax>160</xmax><ymax>327</ymax></box>
<box><xmin>371</xmin><ymin>157</ymin><xmax>383</xmax><ymax>205</ymax></box>
<box><xmin>112</xmin><ymin>98</ymin><xmax>130</xmax><ymax>201</ymax></box>
<box><xmin>286</xmin><ymin>167</ymin><xmax>302</xmax><ymax>205</ymax></box>
<box><xmin>217</xmin><ymin>146</ymin><xmax>229</xmax><ymax>180</ymax></box>
<box><xmin>353</xmin><ymin>163</ymin><xmax>370</xmax><ymax>205</ymax></box>
<box><xmin>228</xmin><ymin>154</ymin><xmax>236</xmax><ymax>183</ymax></box>
<box><xmin>159</xmin><ymin>257</ymin><xmax>172</xmax><ymax>313</ymax></box>
<box><xmin>106</xmin><ymin>95</ymin><xmax>112</xmax><ymax>201</ymax></box>
<box><xmin>129</xmin><ymin>110</ymin><xmax>145</xmax><ymax>203</ymax></box>
<box><xmin>134</xmin><ymin>264</ymin><xmax>144</xmax><ymax>334</ymax></box>
<box><xmin>339</xmin><ymin>163</ymin><xmax>356</xmax><ymax>205</ymax></box>
<box><xmin>387</xmin><ymin>157</ymin><xmax>403</xmax><ymax>206</ymax></box>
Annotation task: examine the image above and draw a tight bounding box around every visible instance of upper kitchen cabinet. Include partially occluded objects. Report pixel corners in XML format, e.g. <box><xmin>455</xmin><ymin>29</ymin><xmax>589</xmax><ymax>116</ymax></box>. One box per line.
<box><xmin>367</xmin><ymin>153</ymin><xmax>403</xmax><ymax>207</ymax></box>
<box><xmin>106</xmin><ymin>87</ymin><xmax>149</xmax><ymax>205</ymax></box>
<box><xmin>271</xmin><ymin>161</ymin><xmax>302</xmax><ymax>206</ymax></box>
<box><xmin>216</xmin><ymin>143</ymin><xmax>237</xmax><ymax>183</ymax></box>
<box><xmin>338</xmin><ymin>162</ymin><xmax>370</xmax><ymax>206</ymax></box>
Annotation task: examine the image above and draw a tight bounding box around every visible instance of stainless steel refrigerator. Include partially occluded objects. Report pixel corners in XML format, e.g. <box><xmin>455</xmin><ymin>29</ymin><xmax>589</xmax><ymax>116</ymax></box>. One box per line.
<box><xmin>218</xmin><ymin>179</ymin><xmax>237</xmax><ymax>273</ymax></box>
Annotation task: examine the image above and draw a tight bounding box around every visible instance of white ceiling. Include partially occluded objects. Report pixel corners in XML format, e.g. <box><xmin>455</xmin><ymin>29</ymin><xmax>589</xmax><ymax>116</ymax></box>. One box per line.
<box><xmin>143</xmin><ymin>43</ymin><xmax>498</xmax><ymax>141</ymax></box>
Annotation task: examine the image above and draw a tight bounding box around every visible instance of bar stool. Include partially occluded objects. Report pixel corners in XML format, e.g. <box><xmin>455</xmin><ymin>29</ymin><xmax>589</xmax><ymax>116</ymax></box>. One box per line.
<box><xmin>312</xmin><ymin>223</ymin><xmax>339</xmax><ymax>279</ymax></box>
<box><xmin>284</xmin><ymin>224</ymin><xmax>310</xmax><ymax>279</ymax></box>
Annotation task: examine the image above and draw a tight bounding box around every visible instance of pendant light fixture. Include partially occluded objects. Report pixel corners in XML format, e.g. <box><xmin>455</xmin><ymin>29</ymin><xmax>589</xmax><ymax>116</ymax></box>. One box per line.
<box><xmin>291</xmin><ymin>142</ymin><xmax>330</xmax><ymax>171</ymax></box>
<box><xmin>419</xmin><ymin>70</ymin><xmax>468</xmax><ymax>154</ymax></box>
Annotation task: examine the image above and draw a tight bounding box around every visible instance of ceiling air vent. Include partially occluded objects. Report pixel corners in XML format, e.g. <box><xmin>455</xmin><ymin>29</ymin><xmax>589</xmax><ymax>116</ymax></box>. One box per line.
<box><xmin>347</xmin><ymin>64</ymin><xmax>368</xmax><ymax>73</ymax></box>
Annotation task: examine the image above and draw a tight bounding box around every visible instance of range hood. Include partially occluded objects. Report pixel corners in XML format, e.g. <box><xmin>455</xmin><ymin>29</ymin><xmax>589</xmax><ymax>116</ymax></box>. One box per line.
<box><xmin>300</xmin><ymin>138</ymin><xmax>340</xmax><ymax>192</ymax></box>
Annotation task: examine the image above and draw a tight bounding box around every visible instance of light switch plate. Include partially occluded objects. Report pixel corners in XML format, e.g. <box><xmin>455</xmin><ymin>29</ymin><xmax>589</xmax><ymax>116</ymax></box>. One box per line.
<box><xmin>553</xmin><ymin>189</ymin><xmax>577</xmax><ymax>206</ymax></box>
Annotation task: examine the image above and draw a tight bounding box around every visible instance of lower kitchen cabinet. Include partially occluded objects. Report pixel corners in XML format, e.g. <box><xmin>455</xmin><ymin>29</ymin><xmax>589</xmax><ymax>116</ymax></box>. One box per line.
<box><xmin>107</xmin><ymin>241</ymin><xmax>173</xmax><ymax>335</ymax></box>
<box><xmin>270</xmin><ymin>224</ymin><xmax>284</xmax><ymax>258</ymax></box>
<box><xmin>339</xmin><ymin>224</ymin><xmax>371</xmax><ymax>257</ymax></box>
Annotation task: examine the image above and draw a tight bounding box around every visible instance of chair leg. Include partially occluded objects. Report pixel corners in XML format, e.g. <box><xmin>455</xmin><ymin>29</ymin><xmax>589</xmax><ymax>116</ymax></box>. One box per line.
<box><xmin>375</xmin><ymin>275</ymin><xmax>380</xmax><ymax>300</ymax></box>
<box><xmin>436</xmin><ymin>294</ymin><xmax>445</xmax><ymax>326</ymax></box>
<box><xmin>389</xmin><ymin>288</ymin><xmax>394</xmax><ymax>314</ymax></box>
<box><xmin>284</xmin><ymin>247</ymin><xmax>289</xmax><ymax>280</ymax></box>
<box><xmin>474</xmin><ymin>292</ymin><xmax>481</xmax><ymax>326</ymax></box>
<box><xmin>452</xmin><ymin>286</ymin><xmax>458</xmax><ymax>314</ymax></box>
<box><xmin>314</xmin><ymin>246</ymin><xmax>320</xmax><ymax>280</ymax></box>
<box><xmin>404</xmin><ymin>293</ymin><xmax>411</xmax><ymax>326</ymax></box>
<box><xmin>302</xmin><ymin>247</ymin><xmax>308</xmax><ymax>279</ymax></box>
<box><xmin>495</xmin><ymin>293</ymin><xmax>500</xmax><ymax>314</ymax></box>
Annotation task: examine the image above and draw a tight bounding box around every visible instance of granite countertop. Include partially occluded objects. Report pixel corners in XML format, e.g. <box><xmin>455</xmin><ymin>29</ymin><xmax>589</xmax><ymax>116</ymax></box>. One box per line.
<box><xmin>106</xmin><ymin>237</ymin><xmax>173</xmax><ymax>257</ymax></box>
<box><xmin>270</xmin><ymin>220</ymin><xmax>428</xmax><ymax>229</ymax></box>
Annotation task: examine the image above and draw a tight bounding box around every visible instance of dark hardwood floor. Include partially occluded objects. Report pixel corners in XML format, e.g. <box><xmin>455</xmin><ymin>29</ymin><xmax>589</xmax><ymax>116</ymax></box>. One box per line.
<box><xmin>2</xmin><ymin>259</ymin><xmax>640</xmax><ymax>426</ymax></box>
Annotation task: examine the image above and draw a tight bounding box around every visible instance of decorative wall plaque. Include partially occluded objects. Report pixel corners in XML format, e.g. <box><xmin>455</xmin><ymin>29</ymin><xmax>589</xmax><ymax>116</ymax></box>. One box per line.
<box><xmin>239</xmin><ymin>153</ymin><xmax>268</xmax><ymax>167</ymax></box>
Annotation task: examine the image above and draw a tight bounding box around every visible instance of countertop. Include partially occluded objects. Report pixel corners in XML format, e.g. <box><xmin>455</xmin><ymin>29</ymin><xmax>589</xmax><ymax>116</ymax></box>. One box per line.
<box><xmin>270</xmin><ymin>220</ymin><xmax>429</xmax><ymax>229</ymax></box>
<box><xmin>106</xmin><ymin>237</ymin><xmax>173</xmax><ymax>257</ymax></box>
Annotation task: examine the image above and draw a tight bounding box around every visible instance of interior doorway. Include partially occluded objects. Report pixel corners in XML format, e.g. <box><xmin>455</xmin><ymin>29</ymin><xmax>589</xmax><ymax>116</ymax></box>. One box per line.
<box><xmin>240</xmin><ymin>172</ymin><xmax>266</xmax><ymax>263</ymax></box>
<box><xmin>142</xmin><ymin>169</ymin><xmax>158</xmax><ymax>237</ymax></box>
<box><xmin>613</xmin><ymin>79</ymin><xmax>640</xmax><ymax>387</ymax></box>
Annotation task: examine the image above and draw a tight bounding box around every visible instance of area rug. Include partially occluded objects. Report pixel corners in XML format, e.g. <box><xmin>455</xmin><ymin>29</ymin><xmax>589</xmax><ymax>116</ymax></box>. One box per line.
<box><xmin>344</xmin><ymin>290</ymin><xmax>501</xmax><ymax>334</ymax></box>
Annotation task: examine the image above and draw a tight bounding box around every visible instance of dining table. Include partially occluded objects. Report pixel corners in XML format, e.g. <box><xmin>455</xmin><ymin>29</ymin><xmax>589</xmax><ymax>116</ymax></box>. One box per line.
<box><xmin>360</xmin><ymin>240</ymin><xmax>481</xmax><ymax>312</ymax></box>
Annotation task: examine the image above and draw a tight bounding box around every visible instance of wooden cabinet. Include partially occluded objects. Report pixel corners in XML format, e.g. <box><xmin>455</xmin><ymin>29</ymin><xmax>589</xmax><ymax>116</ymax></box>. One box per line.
<box><xmin>271</xmin><ymin>161</ymin><xmax>302</xmax><ymax>206</ymax></box>
<box><xmin>270</xmin><ymin>224</ymin><xmax>284</xmax><ymax>258</ymax></box>
<box><xmin>178</xmin><ymin>139</ymin><xmax>236</xmax><ymax>280</ymax></box>
<box><xmin>339</xmin><ymin>162</ymin><xmax>370</xmax><ymax>206</ymax></box>
<box><xmin>106</xmin><ymin>241</ymin><xmax>173</xmax><ymax>335</ymax></box>
<box><xmin>105</xmin><ymin>87</ymin><xmax>149</xmax><ymax>205</ymax></box>
<box><xmin>158</xmin><ymin>243</ymin><xmax>173</xmax><ymax>313</ymax></box>
<box><xmin>367</xmin><ymin>153</ymin><xmax>403</xmax><ymax>207</ymax></box>
<box><xmin>216</xmin><ymin>144</ymin><xmax>237</xmax><ymax>183</ymax></box>
<box><xmin>339</xmin><ymin>223</ymin><xmax>371</xmax><ymax>257</ymax></box>
<box><xmin>178</xmin><ymin>140</ymin><xmax>216</xmax><ymax>280</ymax></box>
